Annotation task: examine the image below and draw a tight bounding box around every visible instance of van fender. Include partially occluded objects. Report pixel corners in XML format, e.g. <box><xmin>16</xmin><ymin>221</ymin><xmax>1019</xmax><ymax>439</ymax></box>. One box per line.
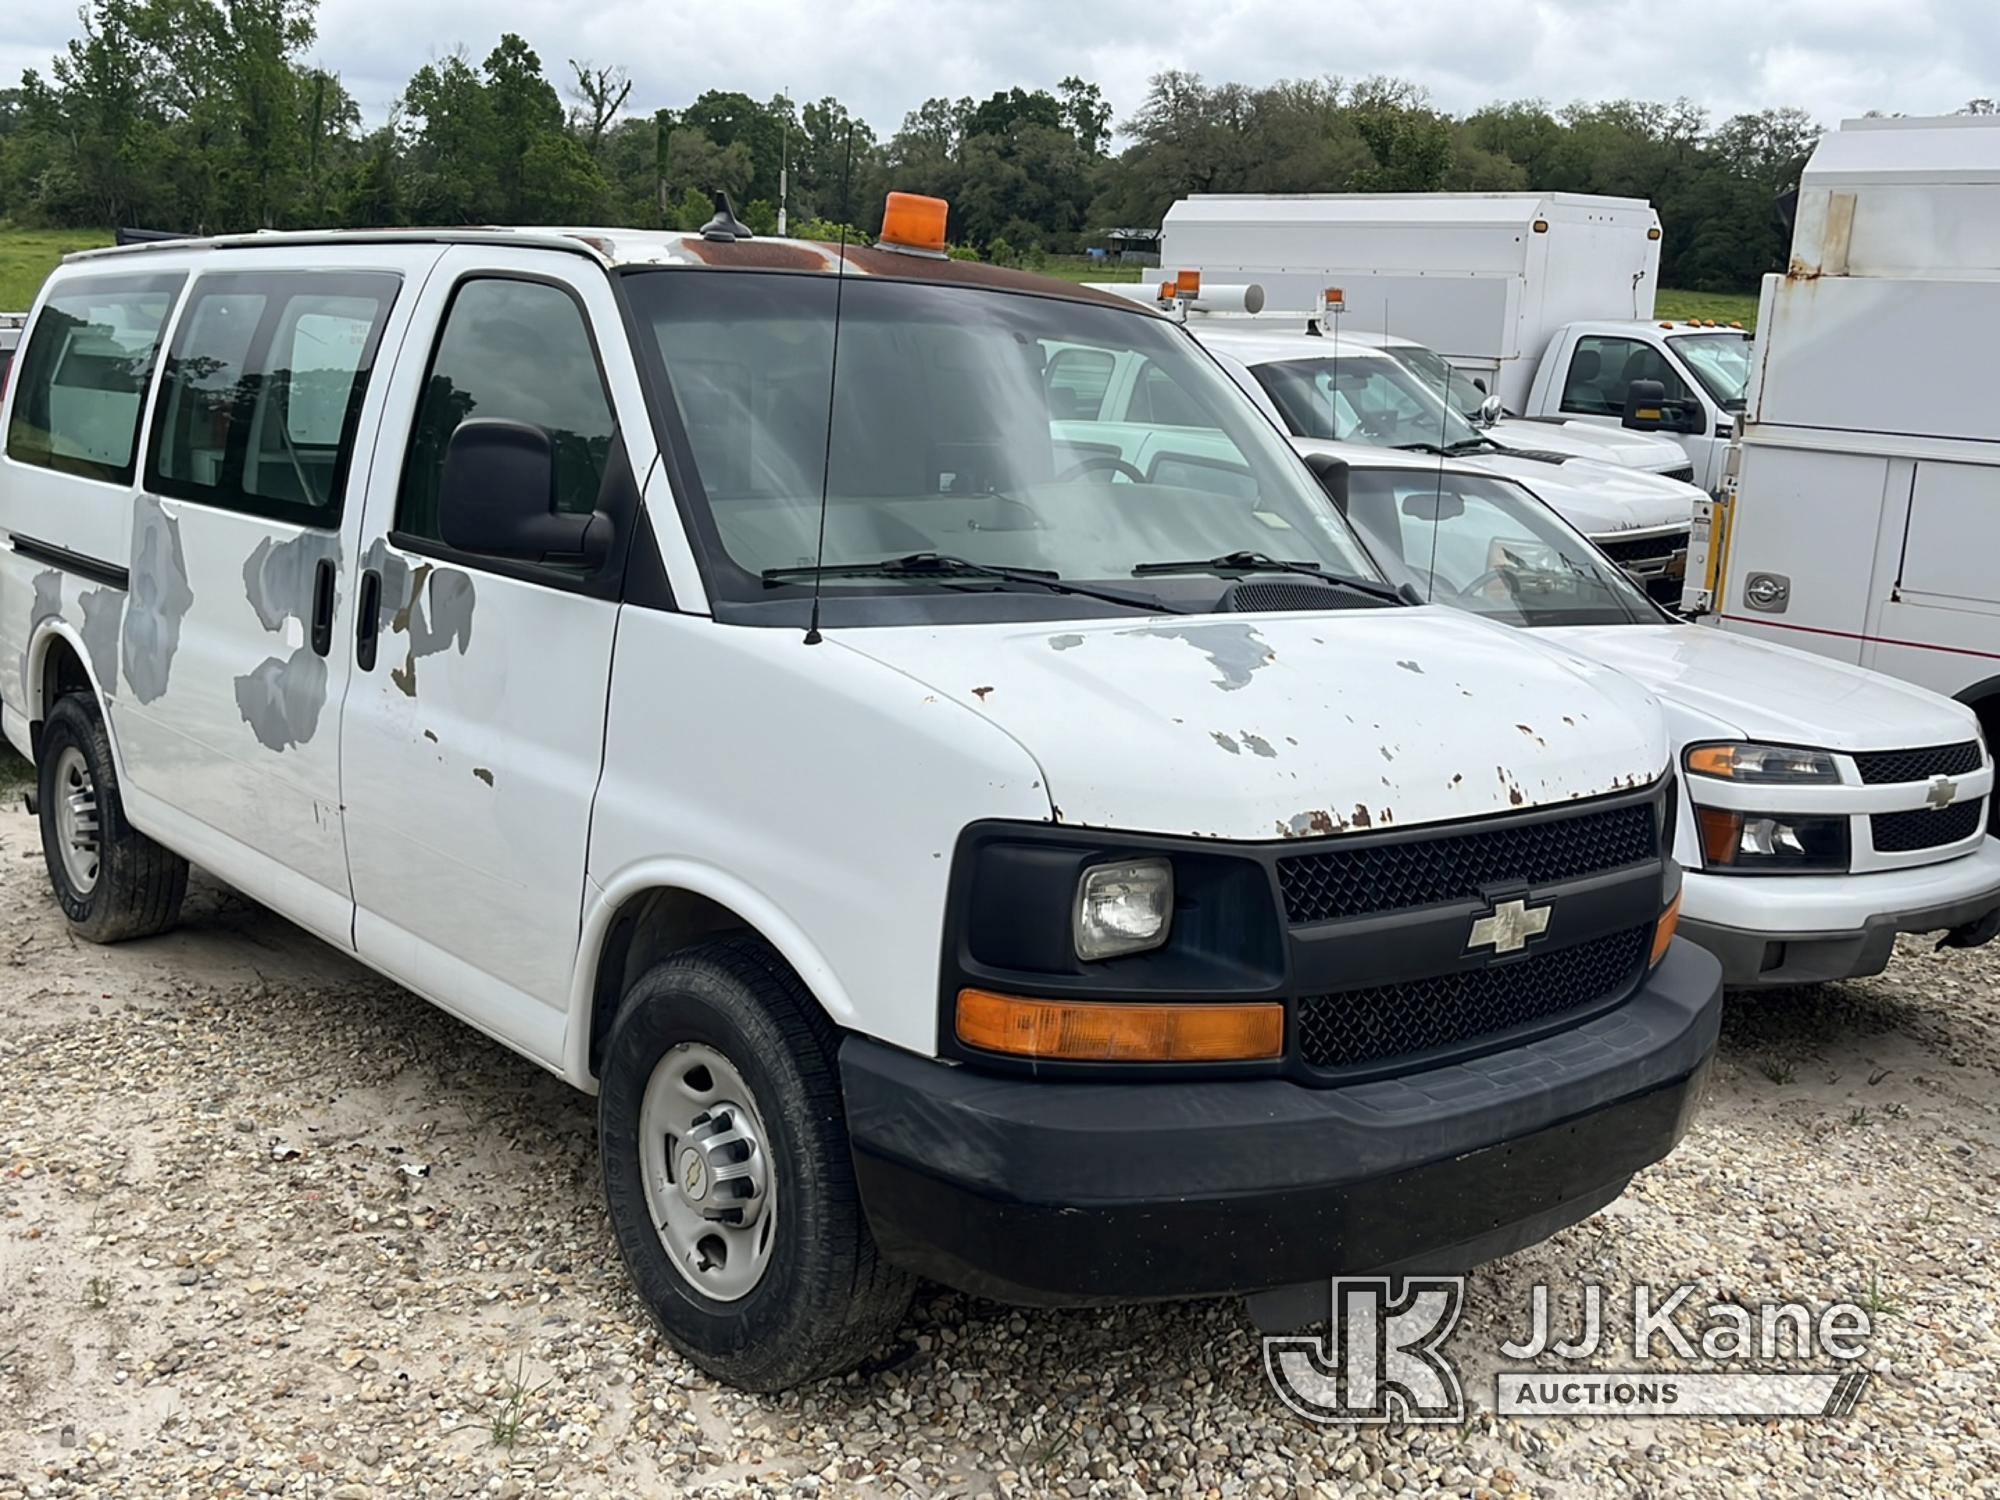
<box><xmin>563</xmin><ymin>857</ymin><xmax>858</xmax><ymax>1089</ymax></box>
<box><xmin>23</xmin><ymin>615</ymin><xmax>133</xmax><ymax>787</ymax></box>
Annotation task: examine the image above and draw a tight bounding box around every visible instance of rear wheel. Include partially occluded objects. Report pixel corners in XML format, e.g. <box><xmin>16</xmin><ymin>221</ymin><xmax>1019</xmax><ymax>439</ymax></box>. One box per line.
<box><xmin>37</xmin><ymin>694</ymin><xmax>187</xmax><ymax>943</ymax></box>
<box><xmin>598</xmin><ymin>937</ymin><xmax>914</xmax><ymax>1390</ymax></box>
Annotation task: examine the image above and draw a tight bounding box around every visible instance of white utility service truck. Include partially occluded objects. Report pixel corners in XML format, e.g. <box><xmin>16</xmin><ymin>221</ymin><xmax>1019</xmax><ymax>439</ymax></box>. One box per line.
<box><xmin>1159</xmin><ymin>192</ymin><xmax>1752</xmax><ymax>492</ymax></box>
<box><xmin>1685</xmin><ymin>115</ymin><xmax>2000</xmax><ymax>783</ymax></box>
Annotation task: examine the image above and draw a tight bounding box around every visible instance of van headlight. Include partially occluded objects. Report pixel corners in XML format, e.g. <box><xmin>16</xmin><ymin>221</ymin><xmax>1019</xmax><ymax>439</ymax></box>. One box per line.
<box><xmin>1686</xmin><ymin>742</ymin><xmax>1839</xmax><ymax>785</ymax></box>
<box><xmin>1074</xmin><ymin>859</ymin><xmax>1174</xmax><ymax>960</ymax></box>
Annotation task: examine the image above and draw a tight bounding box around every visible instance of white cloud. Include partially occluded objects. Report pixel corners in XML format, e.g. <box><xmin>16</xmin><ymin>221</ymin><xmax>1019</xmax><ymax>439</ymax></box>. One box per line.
<box><xmin>7</xmin><ymin>0</ymin><xmax>1999</xmax><ymax>135</ymax></box>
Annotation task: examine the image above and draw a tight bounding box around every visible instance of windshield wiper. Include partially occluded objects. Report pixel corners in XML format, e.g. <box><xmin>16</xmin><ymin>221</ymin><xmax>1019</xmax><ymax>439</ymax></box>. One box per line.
<box><xmin>762</xmin><ymin>552</ymin><xmax>1185</xmax><ymax>614</ymax></box>
<box><xmin>1131</xmin><ymin>551</ymin><xmax>1412</xmax><ymax>604</ymax></box>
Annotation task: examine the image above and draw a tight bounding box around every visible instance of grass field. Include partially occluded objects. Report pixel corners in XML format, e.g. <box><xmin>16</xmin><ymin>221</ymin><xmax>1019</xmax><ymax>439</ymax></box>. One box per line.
<box><xmin>0</xmin><ymin>227</ymin><xmax>115</xmax><ymax>309</ymax></box>
<box><xmin>1654</xmin><ymin>288</ymin><xmax>1759</xmax><ymax>329</ymax></box>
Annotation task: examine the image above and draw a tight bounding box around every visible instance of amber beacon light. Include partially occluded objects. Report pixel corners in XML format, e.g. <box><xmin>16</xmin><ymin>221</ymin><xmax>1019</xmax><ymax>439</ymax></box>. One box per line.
<box><xmin>879</xmin><ymin>192</ymin><xmax>951</xmax><ymax>255</ymax></box>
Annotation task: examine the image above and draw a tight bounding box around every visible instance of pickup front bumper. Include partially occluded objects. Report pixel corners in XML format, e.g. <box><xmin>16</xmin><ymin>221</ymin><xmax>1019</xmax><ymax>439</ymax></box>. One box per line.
<box><xmin>840</xmin><ymin>939</ymin><xmax>1722</xmax><ymax>1309</ymax></box>
<box><xmin>1680</xmin><ymin>840</ymin><xmax>2000</xmax><ymax>987</ymax></box>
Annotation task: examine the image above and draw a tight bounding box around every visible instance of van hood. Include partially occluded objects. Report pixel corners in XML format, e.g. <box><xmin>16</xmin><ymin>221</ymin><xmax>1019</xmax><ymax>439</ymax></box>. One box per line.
<box><xmin>1552</xmin><ymin>624</ymin><xmax>1980</xmax><ymax>751</ymax></box>
<box><xmin>1458</xmin><ymin>452</ymin><xmax>1697</xmax><ymax>537</ymax></box>
<box><xmin>834</xmin><ymin>608</ymin><xmax>1667</xmax><ymax>841</ymax></box>
<box><xmin>1487</xmin><ymin>418</ymin><xmax>1689</xmax><ymax>474</ymax></box>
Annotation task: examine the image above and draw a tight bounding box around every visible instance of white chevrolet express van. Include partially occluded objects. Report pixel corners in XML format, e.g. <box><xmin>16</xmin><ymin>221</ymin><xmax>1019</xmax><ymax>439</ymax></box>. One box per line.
<box><xmin>1300</xmin><ymin>444</ymin><xmax>2000</xmax><ymax>986</ymax></box>
<box><xmin>0</xmin><ymin>207</ymin><xmax>1720</xmax><ymax>1389</ymax></box>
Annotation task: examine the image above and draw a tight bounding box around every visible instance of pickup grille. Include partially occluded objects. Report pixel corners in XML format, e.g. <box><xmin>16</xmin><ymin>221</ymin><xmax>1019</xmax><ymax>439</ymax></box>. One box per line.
<box><xmin>1871</xmin><ymin>800</ymin><xmax>1984</xmax><ymax>854</ymax></box>
<box><xmin>1276</xmin><ymin>802</ymin><xmax>1656</xmax><ymax>925</ymax></box>
<box><xmin>1661</xmin><ymin>466</ymin><xmax>1696</xmax><ymax>485</ymax></box>
<box><xmin>1595</xmin><ymin>529</ymin><xmax>1691</xmax><ymax>568</ymax></box>
<box><xmin>1296</xmin><ymin>924</ymin><xmax>1650</xmax><ymax>1071</ymax></box>
<box><xmin>1851</xmin><ymin>741</ymin><xmax>1983</xmax><ymax>785</ymax></box>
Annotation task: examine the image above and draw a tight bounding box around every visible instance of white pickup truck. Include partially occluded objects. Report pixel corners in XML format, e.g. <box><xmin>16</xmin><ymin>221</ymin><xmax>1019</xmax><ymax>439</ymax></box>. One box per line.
<box><xmin>1158</xmin><ymin>192</ymin><xmax>1752</xmax><ymax>493</ymax></box>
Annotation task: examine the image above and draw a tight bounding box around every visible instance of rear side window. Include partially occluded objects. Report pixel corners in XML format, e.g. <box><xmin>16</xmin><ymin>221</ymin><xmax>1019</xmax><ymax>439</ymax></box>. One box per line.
<box><xmin>5</xmin><ymin>273</ymin><xmax>185</xmax><ymax>485</ymax></box>
<box><xmin>397</xmin><ymin>278</ymin><xmax>615</xmax><ymax>549</ymax></box>
<box><xmin>148</xmin><ymin>271</ymin><xmax>400</xmax><ymax>527</ymax></box>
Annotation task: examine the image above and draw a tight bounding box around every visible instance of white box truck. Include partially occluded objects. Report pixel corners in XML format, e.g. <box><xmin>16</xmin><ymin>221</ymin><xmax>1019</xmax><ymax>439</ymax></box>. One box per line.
<box><xmin>1686</xmin><ymin>115</ymin><xmax>2000</xmax><ymax>784</ymax></box>
<box><xmin>1160</xmin><ymin>193</ymin><xmax>1752</xmax><ymax>492</ymax></box>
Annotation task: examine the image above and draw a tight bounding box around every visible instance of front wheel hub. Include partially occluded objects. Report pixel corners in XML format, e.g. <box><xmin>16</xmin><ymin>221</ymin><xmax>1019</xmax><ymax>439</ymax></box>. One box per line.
<box><xmin>638</xmin><ymin>1043</ymin><xmax>779</xmax><ymax>1302</ymax></box>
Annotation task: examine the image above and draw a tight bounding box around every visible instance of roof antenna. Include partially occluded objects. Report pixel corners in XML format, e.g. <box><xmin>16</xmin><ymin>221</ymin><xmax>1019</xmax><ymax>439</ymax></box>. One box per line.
<box><xmin>803</xmin><ymin>124</ymin><xmax>857</xmax><ymax>647</ymax></box>
<box><xmin>700</xmin><ymin>190</ymin><xmax>754</xmax><ymax>242</ymax></box>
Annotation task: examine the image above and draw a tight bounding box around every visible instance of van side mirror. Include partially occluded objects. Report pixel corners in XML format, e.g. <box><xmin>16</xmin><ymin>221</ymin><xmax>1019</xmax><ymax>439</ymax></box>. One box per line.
<box><xmin>1301</xmin><ymin>450</ymin><xmax>1350</xmax><ymax>513</ymax></box>
<box><xmin>438</xmin><ymin>419</ymin><xmax>612</xmax><ymax>568</ymax></box>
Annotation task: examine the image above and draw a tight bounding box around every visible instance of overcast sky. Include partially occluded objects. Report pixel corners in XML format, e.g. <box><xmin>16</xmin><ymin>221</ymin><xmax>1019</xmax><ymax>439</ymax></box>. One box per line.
<box><xmin>5</xmin><ymin>0</ymin><xmax>1996</xmax><ymax>138</ymax></box>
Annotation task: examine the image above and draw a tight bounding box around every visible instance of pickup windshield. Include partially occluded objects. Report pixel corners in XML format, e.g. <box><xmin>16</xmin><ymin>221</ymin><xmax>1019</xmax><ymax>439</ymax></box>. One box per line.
<box><xmin>1666</xmin><ymin>332</ymin><xmax>1752</xmax><ymax>410</ymax></box>
<box><xmin>1341</xmin><ymin>467</ymin><xmax>1659</xmax><ymax>628</ymax></box>
<box><xmin>619</xmin><ymin>271</ymin><xmax>1380</xmax><ymax>607</ymax></box>
<box><xmin>1248</xmin><ymin>354</ymin><xmax>1486</xmax><ymax>451</ymax></box>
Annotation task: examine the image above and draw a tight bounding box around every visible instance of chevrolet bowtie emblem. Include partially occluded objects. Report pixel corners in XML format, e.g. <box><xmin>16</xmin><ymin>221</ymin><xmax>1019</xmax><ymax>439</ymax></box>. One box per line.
<box><xmin>1927</xmin><ymin>775</ymin><xmax>1958</xmax><ymax>810</ymax></box>
<box><xmin>1468</xmin><ymin>898</ymin><xmax>1552</xmax><ymax>955</ymax></box>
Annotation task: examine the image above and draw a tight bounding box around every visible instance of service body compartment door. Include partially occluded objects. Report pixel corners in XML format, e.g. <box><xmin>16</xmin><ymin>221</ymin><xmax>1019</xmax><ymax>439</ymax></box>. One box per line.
<box><xmin>338</xmin><ymin>247</ymin><xmax>653</xmax><ymax>1066</ymax></box>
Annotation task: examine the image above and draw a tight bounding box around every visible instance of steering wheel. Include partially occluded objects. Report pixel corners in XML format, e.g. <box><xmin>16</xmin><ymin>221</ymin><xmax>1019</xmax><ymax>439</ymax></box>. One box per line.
<box><xmin>1055</xmin><ymin>454</ymin><xmax>1147</xmax><ymax>484</ymax></box>
<box><xmin>1447</xmin><ymin>566</ymin><xmax>1523</xmax><ymax>603</ymax></box>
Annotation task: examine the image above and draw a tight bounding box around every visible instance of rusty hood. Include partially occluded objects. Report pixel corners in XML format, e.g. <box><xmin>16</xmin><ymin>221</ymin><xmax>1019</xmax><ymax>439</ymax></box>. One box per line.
<box><xmin>833</xmin><ymin>606</ymin><xmax>1669</xmax><ymax>840</ymax></box>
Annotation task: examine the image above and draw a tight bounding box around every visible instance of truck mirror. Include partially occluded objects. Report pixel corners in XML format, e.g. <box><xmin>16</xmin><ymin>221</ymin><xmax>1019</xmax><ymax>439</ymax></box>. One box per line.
<box><xmin>1477</xmin><ymin>394</ymin><xmax>1505</xmax><ymax>427</ymax></box>
<box><xmin>438</xmin><ymin>418</ymin><xmax>612</xmax><ymax>568</ymax></box>
<box><xmin>1621</xmin><ymin>379</ymin><xmax>1670</xmax><ymax>431</ymax></box>
<box><xmin>1301</xmin><ymin>450</ymin><xmax>1350</xmax><ymax>512</ymax></box>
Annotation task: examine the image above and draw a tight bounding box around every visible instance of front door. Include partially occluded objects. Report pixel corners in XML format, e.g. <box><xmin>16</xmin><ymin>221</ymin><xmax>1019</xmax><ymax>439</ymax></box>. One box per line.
<box><xmin>117</xmin><ymin>259</ymin><xmax>422</xmax><ymax>946</ymax></box>
<box><xmin>338</xmin><ymin>247</ymin><xmax>652</xmax><ymax>1066</ymax></box>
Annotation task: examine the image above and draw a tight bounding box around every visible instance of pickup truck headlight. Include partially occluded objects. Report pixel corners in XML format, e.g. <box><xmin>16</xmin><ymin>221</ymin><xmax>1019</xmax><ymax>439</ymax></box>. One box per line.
<box><xmin>1686</xmin><ymin>743</ymin><xmax>1839</xmax><ymax>785</ymax></box>
<box><xmin>1074</xmin><ymin>858</ymin><xmax>1174</xmax><ymax>960</ymax></box>
<box><xmin>1695</xmin><ymin>809</ymin><xmax>1850</xmax><ymax>872</ymax></box>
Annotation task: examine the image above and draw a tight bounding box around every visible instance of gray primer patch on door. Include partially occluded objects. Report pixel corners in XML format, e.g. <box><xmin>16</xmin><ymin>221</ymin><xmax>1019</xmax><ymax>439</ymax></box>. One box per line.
<box><xmin>123</xmin><ymin>497</ymin><xmax>195</xmax><ymax>703</ymax></box>
<box><xmin>386</xmin><ymin>561</ymin><xmax>476</xmax><ymax>699</ymax></box>
<box><xmin>79</xmin><ymin>587</ymin><xmax>126</xmax><ymax>694</ymax></box>
<box><xmin>20</xmin><ymin>569</ymin><xmax>63</xmax><ymax>709</ymax></box>
<box><xmin>234</xmin><ymin>531</ymin><xmax>344</xmax><ymax>752</ymax></box>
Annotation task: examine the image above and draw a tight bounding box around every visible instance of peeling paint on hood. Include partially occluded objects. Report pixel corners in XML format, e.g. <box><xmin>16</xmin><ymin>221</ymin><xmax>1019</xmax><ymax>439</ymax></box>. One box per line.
<box><xmin>836</xmin><ymin>608</ymin><xmax>1668</xmax><ymax>840</ymax></box>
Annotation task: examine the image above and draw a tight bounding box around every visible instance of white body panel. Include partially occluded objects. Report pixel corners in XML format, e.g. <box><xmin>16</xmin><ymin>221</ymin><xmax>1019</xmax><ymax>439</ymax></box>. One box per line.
<box><xmin>1702</xmin><ymin>117</ymin><xmax>2000</xmax><ymax>724</ymax></box>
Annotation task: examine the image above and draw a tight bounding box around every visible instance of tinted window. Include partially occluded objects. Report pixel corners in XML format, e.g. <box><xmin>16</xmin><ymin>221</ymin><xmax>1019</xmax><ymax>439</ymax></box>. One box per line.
<box><xmin>5</xmin><ymin>274</ymin><xmax>184</xmax><ymax>484</ymax></box>
<box><xmin>1560</xmin><ymin>336</ymin><xmax>1691</xmax><ymax>416</ymax></box>
<box><xmin>148</xmin><ymin>272</ymin><xmax>399</xmax><ymax>526</ymax></box>
<box><xmin>398</xmin><ymin>279</ymin><xmax>615</xmax><ymax>547</ymax></box>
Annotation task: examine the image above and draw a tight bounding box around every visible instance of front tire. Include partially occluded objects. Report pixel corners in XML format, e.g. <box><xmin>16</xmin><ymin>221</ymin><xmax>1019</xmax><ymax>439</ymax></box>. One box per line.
<box><xmin>598</xmin><ymin>937</ymin><xmax>914</xmax><ymax>1390</ymax></box>
<box><xmin>37</xmin><ymin>693</ymin><xmax>188</xmax><ymax>943</ymax></box>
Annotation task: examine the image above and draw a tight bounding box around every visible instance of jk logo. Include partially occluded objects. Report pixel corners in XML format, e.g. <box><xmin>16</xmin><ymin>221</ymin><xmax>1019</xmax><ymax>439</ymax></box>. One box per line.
<box><xmin>1263</xmin><ymin>1277</ymin><xmax>1467</xmax><ymax>1424</ymax></box>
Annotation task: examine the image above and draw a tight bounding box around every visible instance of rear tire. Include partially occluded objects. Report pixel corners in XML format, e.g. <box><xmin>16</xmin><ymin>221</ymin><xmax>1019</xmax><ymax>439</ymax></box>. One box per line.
<box><xmin>598</xmin><ymin>937</ymin><xmax>914</xmax><ymax>1390</ymax></box>
<box><xmin>37</xmin><ymin>693</ymin><xmax>187</xmax><ymax>943</ymax></box>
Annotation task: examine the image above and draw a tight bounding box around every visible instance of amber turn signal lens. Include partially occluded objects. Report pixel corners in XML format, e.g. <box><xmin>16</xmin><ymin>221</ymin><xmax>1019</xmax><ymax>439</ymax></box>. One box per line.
<box><xmin>955</xmin><ymin>989</ymin><xmax>1283</xmax><ymax>1062</ymax></box>
<box><xmin>1651</xmin><ymin>892</ymin><xmax>1683</xmax><ymax>968</ymax></box>
<box><xmin>1696</xmin><ymin>807</ymin><xmax>1743</xmax><ymax>865</ymax></box>
<box><xmin>879</xmin><ymin>191</ymin><xmax>949</xmax><ymax>254</ymax></box>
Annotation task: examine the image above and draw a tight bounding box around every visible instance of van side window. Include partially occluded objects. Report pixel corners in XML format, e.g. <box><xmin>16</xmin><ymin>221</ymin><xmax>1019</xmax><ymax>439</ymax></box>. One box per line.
<box><xmin>5</xmin><ymin>274</ymin><xmax>185</xmax><ymax>485</ymax></box>
<box><xmin>397</xmin><ymin>279</ymin><xmax>615</xmax><ymax>550</ymax></box>
<box><xmin>1559</xmin><ymin>336</ymin><xmax>1692</xmax><ymax>417</ymax></box>
<box><xmin>148</xmin><ymin>271</ymin><xmax>400</xmax><ymax>527</ymax></box>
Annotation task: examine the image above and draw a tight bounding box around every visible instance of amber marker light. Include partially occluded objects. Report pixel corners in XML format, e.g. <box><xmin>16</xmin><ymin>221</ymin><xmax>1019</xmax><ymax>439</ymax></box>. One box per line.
<box><xmin>1651</xmin><ymin>891</ymin><xmax>1683</xmax><ymax>968</ymax></box>
<box><xmin>955</xmin><ymin>989</ymin><xmax>1283</xmax><ymax>1062</ymax></box>
<box><xmin>879</xmin><ymin>192</ymin><xmax>949</xmax><ymax>254</ymax></box>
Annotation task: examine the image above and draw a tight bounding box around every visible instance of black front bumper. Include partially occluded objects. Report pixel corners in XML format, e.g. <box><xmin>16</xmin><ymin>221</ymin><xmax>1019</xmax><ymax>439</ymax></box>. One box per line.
<box><xmin>842</xmin><ymin>939</ymin><xmax>1722</xmax><ymax>1307</ymax></box>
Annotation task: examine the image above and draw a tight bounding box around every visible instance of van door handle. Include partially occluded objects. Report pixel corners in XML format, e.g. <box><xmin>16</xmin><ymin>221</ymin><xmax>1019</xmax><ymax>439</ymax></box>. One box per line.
<box><xmin>355</xmin><ymin>568</ymin><xmax>381</xmax><ymax>671</ymax></box>
<box><xmin>311</xmin><ymin>557</ymin><xmax>336</xmax><ymax>657</ymax></box>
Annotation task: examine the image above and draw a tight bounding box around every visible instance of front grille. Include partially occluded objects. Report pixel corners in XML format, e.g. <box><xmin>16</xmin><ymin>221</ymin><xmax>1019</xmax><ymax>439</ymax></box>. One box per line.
<box><xmin>1596</xmin><ymin>529</ymin><xmax>1691</xmax><ymax>566</ymax></box>
<box><xmin>1852</xmin><ymin>741</ymin><xmax>1983</xmax><ymax>785</ymax></box>
<box><xmin>1872</xmin><ymin>800</ymin><xmax>1984</xmax><ymax>854</ymax></box>
<box><xmin>1296</xmin><ymin>925</ymin><xmax>1650</xmax><ymax>1070</ymax></box>
<box><xmin>1276</xmin><ymin>802</ymin><xmax>1656</xmax><ymax>925</ymax></box>
<box><xmin>1662</xmin><ymin>466</ymin><xmax>1696</xmax><ymax>485</ymax></box>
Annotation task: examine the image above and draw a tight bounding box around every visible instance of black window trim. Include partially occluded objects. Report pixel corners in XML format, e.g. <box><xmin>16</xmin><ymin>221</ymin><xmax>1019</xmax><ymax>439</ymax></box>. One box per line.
<box><xmin>144</xmin><ymin>268</ymin><xmax>403</xmax><ymax>530</ymax></box>
<box><xmin>390</xmin><ymin>269</ymin><xmax>637</xmax><ymax>601</ymax></box>
<box><xmin>4</xmin><ymin>270</ymin><xmax>188</xmax><ymax>489</ymax></box>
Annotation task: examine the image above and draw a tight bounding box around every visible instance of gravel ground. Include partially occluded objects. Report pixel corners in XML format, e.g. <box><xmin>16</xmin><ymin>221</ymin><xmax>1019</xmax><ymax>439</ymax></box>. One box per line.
<box><xmin>2</xmin><ymin>802</ymin><xmax>1999</xmax><ymax>1499</ymax></box>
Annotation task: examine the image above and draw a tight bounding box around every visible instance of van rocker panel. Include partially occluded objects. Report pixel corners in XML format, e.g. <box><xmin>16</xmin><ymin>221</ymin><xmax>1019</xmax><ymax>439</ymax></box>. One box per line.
<box><xmin>841</xmin><ymin>938</ymin><xmax>1721</xmax><ymax>1306</ymax></box>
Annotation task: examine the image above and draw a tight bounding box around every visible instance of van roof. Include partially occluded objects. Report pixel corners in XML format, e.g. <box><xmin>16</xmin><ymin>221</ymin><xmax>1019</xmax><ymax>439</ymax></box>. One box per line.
<box><xmin>61</xmin><ymin>227</ymin><xmax>1143</xmax><ymax>311</ymax></box>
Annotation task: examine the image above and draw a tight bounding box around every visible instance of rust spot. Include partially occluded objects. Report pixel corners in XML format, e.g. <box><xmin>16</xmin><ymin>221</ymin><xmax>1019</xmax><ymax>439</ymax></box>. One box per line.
<box><xmin>1379</xmin><ymin>746</ymin><xmax>1395</xmax><ymax>762</ymax></box>
<box><xmin>1351</xmin><ymin>804</ymin><xmax>1373</xmax><ymax>829</ymax></box>
<box><xmin>1450</xmin><ymin>773</ymin><xmax>1463</xmax><ymax>786</ymax></box>
<box><xmin>472</xmin><ymin>767</ymin><xmax>494</xmax><ymax>787</ymax></box>
<box><xmin>1508</xmin><ymin>785</ymin><xmax>1526</xmax><ymax>805</ymax></box>
<box><xmin>972</xmin><ymin>685</ymin><xmax>994</xmax><ymax>701</ymax></box>
<box><xmin>1562</xmin><ymin>716</ymin><xmax>1576</xmax><ymax>727</ymax></box>
<box><xmin>1377</xmin><ymin>807</ymin><xmax>1394</xmax><ymax>824</ymax></box>
<box><xmin>678</xmin><ymin>238</ymin><xmax>834</xmax><ymax>271</ymax></box>
<box><xmin>1516</xmin><ymin>724</ymin><xmax>1534</xmax><ymax>736</ymax></box>
<box><xmin>422</xmin><ymin>728</ymin><xmax>438</xmax><ymax>743</ymax></box>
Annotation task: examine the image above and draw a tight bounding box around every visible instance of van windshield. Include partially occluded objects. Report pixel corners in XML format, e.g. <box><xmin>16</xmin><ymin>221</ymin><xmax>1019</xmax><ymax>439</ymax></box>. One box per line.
<box><xmin>1248</xmin><ymin>355</ymin><xmax>1487</xmax><ymax>452</ymax></box>
<box><xmin>1342</xmin><ymin>467</ymin><xmax>1659</xmax><ymax>629</ymax></box>
<box><xmin>1666</xmin><ymin>332</ymin><xmax>1752</xmax><ymax>410</ymax></box>
<box><xmin>620</xmin><ymin>271</ymin><xmax>1380</xmax><ymax>606</ymax></box>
